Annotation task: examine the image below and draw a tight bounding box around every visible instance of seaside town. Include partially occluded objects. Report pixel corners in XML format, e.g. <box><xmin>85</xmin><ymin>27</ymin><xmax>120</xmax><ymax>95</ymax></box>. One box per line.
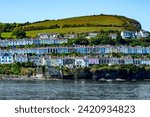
<box><xmin>0</xmin><ymin>30</ymin><xmax>150</xmax><ymax>66</ymax></box>
<box><xmin>1</xmin><ymin>29</ymin><xmax>150</xmax><ymax>81</ymax></box>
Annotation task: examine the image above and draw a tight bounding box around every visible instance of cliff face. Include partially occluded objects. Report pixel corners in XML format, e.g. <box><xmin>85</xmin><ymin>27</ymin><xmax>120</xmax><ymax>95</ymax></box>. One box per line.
<box><xmin>116</xmin><ymin>15</ymin><xmax>142</xmax><ymax>30</ymax></box>
<box><xmin>93</xmin><ymin>69</ymin><xmax>148</xmax><ymax>81</ymax></box>
<box><xmin>59</xmin><ymin>69</ymin><xmax>148</xmax><ymax>81</ymax></box>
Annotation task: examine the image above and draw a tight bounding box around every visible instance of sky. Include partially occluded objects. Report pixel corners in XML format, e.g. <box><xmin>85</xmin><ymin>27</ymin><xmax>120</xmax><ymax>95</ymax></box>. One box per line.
<box><xmin>0</xmin><ymin>0</ymin><xmax>150</xmax><ymax>31</ymax></box>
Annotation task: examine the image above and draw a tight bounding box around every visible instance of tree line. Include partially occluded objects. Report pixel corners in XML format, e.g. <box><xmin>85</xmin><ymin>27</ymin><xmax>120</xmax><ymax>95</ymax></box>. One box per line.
<box><xmin>0</xmin><ymin>62</ymin><xmax>35</xmax><ymax>75</ymax></box>
<box><xmin>0</xmin><ymin>22</ymin><xmax>31</xmax><ymax>33</ymax></box>
<box><xmin>22</xmin><ymin>24</ymin><xmax>60</xmax><ymax>31</ymax></box>
<box><xmin>61</xmin><ymin>23</ymin><xmax>123</xmax><ymax>28</ymax></box>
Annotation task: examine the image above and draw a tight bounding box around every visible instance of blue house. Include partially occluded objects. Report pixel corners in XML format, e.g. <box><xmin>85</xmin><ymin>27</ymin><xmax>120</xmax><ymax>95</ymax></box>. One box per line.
<box><xmin>57</xmin><ymin>47</ymin><xmax>69</xmax><ymax>53</ymax></box>
<box><xmin>76</xmin><ymin>47</ymin><xmax>87</xmax><ymax>54</ymax></box>
<box><xmin>28</xmin><ymin>55</ymin><xmax>41</xmax><ymax>66</ymax></box>
<box><xmin>33</xmin><ymin>39</ymin><xmax>40</xmax><ymax>45</ymax></box>
<box><xmin>14</xmin><ymin>54</ymin><xmax>28</xmax><ymax>63</ymax></box>
<box><xmin>98</xmin><ymin>47</ymin><xmax>106</xmax><ymax>54</ymax></box>
<box><xmin>0</xmin><ymin>40</ymin><xmax>9</xmax><ymax>47</ymax></box>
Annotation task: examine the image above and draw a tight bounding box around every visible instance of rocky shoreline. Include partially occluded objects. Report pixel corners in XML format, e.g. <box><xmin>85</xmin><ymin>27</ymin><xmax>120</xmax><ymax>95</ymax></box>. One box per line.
<box><xmin>1</xmin><ymin>67</ymin><xmax>150</xmax><ymax>81</ymax></box>
<box><xmin>92</xmin><ymin>69</ymin><xmax>150</xmax><ymax>81</ymax></box>
<box><xmin>0</xmin><ymin>75</ymin><xmax>44</xmax><ymax>81</ymax></box>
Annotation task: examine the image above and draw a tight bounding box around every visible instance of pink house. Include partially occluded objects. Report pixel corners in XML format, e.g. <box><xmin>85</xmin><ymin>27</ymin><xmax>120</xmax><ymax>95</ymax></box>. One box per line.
<box><xmin>88</xmin><ymin>58</ymin><xmax>99</xmax><ymax>65</ymax></box>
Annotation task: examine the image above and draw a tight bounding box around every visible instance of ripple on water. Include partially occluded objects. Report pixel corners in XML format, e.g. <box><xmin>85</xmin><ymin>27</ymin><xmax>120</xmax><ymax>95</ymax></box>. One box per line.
<box><xmin>0</xmin><ymin>80</ymin><xmax>150</xmax><ymax>100</ymax></box>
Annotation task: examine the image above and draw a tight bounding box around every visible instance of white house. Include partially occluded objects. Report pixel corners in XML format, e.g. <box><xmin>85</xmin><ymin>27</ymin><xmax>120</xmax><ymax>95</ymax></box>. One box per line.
<box><xmin>109</xmin><ymin>57</ymin><xmax>119</xmax><ymax>65</ymax></box>
<box><xmin>141</xmin><ymin>59</ymin><xmax>150</xmax><ymax>65</ymax></box>
<box><xmin>38</xmin><ymin>33</ymin><xmax>58</xmax><ymax>39</ymax></box>
<box><xmin>124</xmin><ymin>57</ymin><xmax>134</xmax><ymax>64</ymax></box>
<box><xmin>121</xmin><ymin>31</ymin><xmax>136</xmax><ymax>39</ymax></box>
<box><xmin>41</xmin><ymin>57</ymin><xmax>63</xmax><ymax>67</ymax></box>
<box><xmin>85</xmin><ymin>33</ymin><xmax>99</xmax><ymax>39</ymax></box>
<box><xmin>54</xmin><ymin>39</ymin><xmax>68</xmax><ymax>44</ymax></box>
<box><xmin>64</xmin><ymin>34</ymin><xmax>78</xmax><ymax>39</ymax></box>
<box><xmin>136</xmin><ymin>30</ymin><xmax>149</xmax><ymax>38</ymax></box>
<box><xmin>75</xmin><ymin>58</ymin><xmax>89</xmax><ymax>67</ymax></box>
<box><xmin>109</xmin><ymin>33</ymin><xmax>117</xmax><ymax>39</ymax></box>
<box><xmin>0</xmin><ymin>53</ymin><xmax>14</xmax><ymax>64</ymax></box>
<box><xmin>133</xmin><ymin>58</ymin><xmax>141</xmax><ymax>65</ymax></box>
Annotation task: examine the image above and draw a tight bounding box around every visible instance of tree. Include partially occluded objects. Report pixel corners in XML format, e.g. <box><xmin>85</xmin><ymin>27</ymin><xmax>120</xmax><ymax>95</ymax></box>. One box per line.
<box><xmin>0</xmin><ymin>33</ymin><xmax>2</xmax><ymax>39</ymax></box>
<box><xmin>90</xmin><ymin>37</ymin><xmax>102</xmax><ymax>45</ymax></box>
<box><xmin>21</xmin><ymin>62</ymin><xmax>35</xmax><ymax>67</ymax></box>
<box><xmin>68</xmin><ymin>38</ymin><xmax>89</xmax><ymax>45</ymax></box>
<box><xmin>75</xmin><ymin>38</ymin><xmax>89</xmax><ymax>45</ymax></box>
<box><xmin>59</xmin><ymin>33</ymin><xmax>64</xmax><ymax>38</ymax></box>
<box><xmin>12</xmin><ymin>28</ymin><xmax>26</xmax><ymax>39</ymax></box>
<box><xmin>116</xmin><ymin>38</ymin><xmax>127</xmax><ymax>45</ymax></box>
<box><xmin>96</xmin><ymin>34</ymin><xmax>115</xmax><ymax>45</ymax></box>
<box><xmin>11</xmin><ymin>63</ymin><xmax>21</xmax><ymax>75</ymax></box>
<box><xmin>115</xmin><ymin>33</ymin><xmax>128</xmax><ymax>45</ymax></box>
<box><xmin>2</xmin><ymin>23</ymin><xmax>12</xmax><ymax>32</ymax></box>
<box><xmin>0</xmin><ymin>24</ymin><xmax>3</xmax><ymax>32</ymax></box>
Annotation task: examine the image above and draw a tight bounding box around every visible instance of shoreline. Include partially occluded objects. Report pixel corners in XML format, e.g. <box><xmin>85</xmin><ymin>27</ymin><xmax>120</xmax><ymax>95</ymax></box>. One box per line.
<box><xmin>0</xmin><ymin>75</ymin><xmax>43</xmax><ymax>81</ymax></box>
<box><xmin>0</xmin><ymin>75</ymin><xmax>149</xmax><ymax>82</ymax></box>
<box><xmin>0</xmin><ymin>74</ymin><xmax>64</xmax><ymax>81</ymax></box>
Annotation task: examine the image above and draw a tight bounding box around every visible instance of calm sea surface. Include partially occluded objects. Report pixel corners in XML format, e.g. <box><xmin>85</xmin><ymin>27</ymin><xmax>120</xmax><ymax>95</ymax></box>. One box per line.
<box><xmin>0</xmin><ymin>80</ymin><xmax>150</xmax><ymax>100</ymax></box>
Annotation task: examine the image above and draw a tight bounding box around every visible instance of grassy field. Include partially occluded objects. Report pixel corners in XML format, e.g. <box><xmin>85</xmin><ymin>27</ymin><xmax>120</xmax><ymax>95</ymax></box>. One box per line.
<box><xmin>28</xmin><ymin>15</ymin><xmax>124</xmax><ymax>27</ymax></box>
<box><xmin>2</xmin><ymin>27</ymin><xmax>125</xmax><ymax>38</ymax></box>
<box><xmin>1</xmin><ymin>32</ymin><xmax>12</xmax><ymax>38</ymax></box>
<box><xmin>22</xmin><ymin>15</ymin><xmax>140</xmax><ymax>31</ymax></box>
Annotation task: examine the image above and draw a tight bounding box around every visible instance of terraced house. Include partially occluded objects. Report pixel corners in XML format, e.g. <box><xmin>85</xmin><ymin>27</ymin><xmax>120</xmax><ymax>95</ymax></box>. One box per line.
<box><xmin>0</xmin><ymin>37</ymin><xmax>67</xmax><ymax>47</ymax></box>
<box><xmin>0</xmin><ymin>53</ymin><xmax>14</xmax><ymax>64</ymax></box>
<box><xmin>1</xmin><ymin>52</ymin><xmax>150</xmax><ymax>66</ymax></box>
<box><xmin>1</xmin><ymin>45</ymin><xmax>150</xmax><ymax>55</ymax></box>
<box><xmin>14</xmin><ymin>54</ymin><xmax>28</xmax><ymax>63</ymax></box>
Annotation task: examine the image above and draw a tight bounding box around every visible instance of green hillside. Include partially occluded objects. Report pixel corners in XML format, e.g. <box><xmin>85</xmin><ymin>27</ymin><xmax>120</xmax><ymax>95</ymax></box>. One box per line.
<box><xmin>1</xmin><ymin>14</ymin><xmax>141</xmax><ymax>38</ymax></box>
<box><xmin>30</xmin><ymin>15</ymin><xmax>124</xmax><ymax>27</ymax></box>
<box><xmin>29</xmin><ymin>15</ymin><xmax>140</xmax><ymax>27</ymax></box>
